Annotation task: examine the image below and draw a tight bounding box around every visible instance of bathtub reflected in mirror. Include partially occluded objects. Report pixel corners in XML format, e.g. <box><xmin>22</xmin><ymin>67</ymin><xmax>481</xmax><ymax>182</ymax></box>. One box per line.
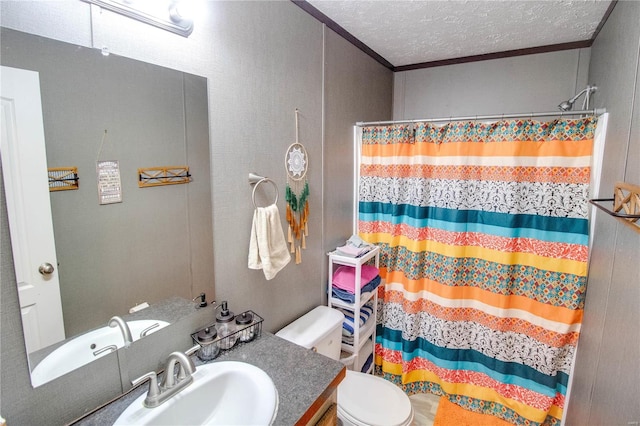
<box><xmin>27</xmin><ymin>297</ymin><xmax>199</xmax><ymax>387</ymax></box>
<box><xmin>31</xmin><ymin>319</ymin><xmax>169</xmax><ymax>387</ymax></box>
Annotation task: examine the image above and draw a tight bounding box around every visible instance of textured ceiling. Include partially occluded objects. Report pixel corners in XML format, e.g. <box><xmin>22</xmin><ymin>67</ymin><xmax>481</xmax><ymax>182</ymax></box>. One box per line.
<box><xmin>305</xmin><ymin>0</ymin><xmax>613</xmax><ymax>67</ymax></box>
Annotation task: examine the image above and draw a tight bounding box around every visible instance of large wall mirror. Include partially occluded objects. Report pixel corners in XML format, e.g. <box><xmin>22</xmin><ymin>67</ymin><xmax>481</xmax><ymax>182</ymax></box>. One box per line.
<box><xmin>0</xmin><ymin>28</ymin><xmax>214</xmax><ymax>387</ymax></box>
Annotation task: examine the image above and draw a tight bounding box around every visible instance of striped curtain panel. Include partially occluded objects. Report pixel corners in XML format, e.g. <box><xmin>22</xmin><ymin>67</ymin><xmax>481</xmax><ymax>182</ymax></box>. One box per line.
<box><xmin>358</xmin><ymin>117</ymin><xmax>597</xmax><ymax>426</ymax></box>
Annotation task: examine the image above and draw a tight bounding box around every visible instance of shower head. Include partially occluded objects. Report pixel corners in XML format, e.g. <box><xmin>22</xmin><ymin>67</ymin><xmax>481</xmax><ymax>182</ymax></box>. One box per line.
<box><xmin>558</xmin><ymin>85</ymin><xmax>597</xmax><ymax>111</ymax></box>
<box><xmin>558</xmin><ymin>100</ymin><xmax>573</xmax><ymax>111</ymax></box>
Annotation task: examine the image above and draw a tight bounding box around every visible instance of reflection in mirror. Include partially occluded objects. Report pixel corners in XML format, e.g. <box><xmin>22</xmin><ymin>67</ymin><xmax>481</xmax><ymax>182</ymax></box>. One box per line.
<box><xmin>29</xmin><ymin>297</ymin><xmax>194</xmax><ymax>386</ymax></box>
<box><xmin>0</xmin><ymin>28</ymin><xmax>214</xmax><ymax>387</ymax></box>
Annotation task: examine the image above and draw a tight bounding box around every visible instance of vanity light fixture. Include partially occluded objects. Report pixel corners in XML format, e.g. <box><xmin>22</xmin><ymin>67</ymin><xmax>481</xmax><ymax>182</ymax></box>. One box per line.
<box><xmin>82</xmin><ymin>0</ymin><xmax>194</xmax><ymax>37</ymax></box>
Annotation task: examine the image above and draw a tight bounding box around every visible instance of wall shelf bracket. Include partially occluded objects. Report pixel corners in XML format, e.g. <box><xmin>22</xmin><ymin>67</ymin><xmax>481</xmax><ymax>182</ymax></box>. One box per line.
<box><xmin>589</xmin><ymin>181</ymin><xmax>640</xmax><ymax>234</ymax></box>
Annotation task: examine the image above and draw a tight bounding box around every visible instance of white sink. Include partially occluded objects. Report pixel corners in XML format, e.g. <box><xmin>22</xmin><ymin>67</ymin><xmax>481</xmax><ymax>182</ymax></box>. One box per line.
<box><xmin>31</xmin><ymin>320</ymin><xmax>169</xmax><ymax>387</ymax></box>
<box><xmin>114</xmin><ymin>361</ymin><xmax>279</xmax><ymax>426</ymax></box>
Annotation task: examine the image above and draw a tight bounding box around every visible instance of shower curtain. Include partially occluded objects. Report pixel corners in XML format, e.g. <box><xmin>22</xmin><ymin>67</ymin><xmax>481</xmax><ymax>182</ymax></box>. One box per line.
<box><xmin>358</xmin><ymin>117</ymin><xmax>597</xmax><ymax>426</ymax></box>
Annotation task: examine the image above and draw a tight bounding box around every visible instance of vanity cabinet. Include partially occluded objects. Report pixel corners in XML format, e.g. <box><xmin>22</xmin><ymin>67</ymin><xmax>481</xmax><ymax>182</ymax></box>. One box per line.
<box><xmin>327</xmin><ymin>246</ymin><xmax>379</xmax><ymax>374</ymax></box>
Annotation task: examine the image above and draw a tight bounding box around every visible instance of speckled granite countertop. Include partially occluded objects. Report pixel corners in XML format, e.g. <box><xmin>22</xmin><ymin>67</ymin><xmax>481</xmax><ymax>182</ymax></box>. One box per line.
<box><xmin>73</xmin><ymin>332</ymin><xmax>345</xmax><ymax>425</ymax></box>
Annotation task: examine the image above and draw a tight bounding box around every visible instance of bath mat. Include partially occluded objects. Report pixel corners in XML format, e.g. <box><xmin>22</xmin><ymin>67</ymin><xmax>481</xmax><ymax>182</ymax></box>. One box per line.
<box><xmin>433</xmin><ymin>396</ymin><xmax>513</xmax><ymax>426</ymax></box>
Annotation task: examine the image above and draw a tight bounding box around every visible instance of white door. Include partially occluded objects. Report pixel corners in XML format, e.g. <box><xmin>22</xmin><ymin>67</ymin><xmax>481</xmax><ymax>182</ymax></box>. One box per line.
<box><xmin>1</xmin><ymin>65</ymin><xmax>65</xmax><ymax>353</ymax></box>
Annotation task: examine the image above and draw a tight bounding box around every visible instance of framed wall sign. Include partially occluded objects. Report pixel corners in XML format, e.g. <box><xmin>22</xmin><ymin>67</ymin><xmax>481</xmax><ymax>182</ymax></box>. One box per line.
<box><xmin>96</xmin><ymin>160</ymin><xmax>122</xmax><ymax>205</ymax></box>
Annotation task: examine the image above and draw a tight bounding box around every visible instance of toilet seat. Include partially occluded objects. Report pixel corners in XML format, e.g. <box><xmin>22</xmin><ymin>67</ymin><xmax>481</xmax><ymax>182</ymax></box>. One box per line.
<box><xmin>337</xmin><ymin>371</ymin><xmax>414</xmax><ymax>426</ymax></box>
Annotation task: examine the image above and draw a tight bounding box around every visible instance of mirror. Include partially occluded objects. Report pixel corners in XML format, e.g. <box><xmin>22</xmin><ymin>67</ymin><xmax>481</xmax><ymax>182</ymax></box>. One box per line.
<box><xmin>0</xmin><ymin>28</ymin><xmax>214</xmax><ymax>387</ymax></box>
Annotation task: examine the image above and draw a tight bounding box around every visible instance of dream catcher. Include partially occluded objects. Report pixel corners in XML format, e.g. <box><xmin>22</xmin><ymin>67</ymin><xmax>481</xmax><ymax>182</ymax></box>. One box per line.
<box><xmin>285</xmin><ymin>109</ymin><xmax>309</xmax><ymax>264</ymax></box>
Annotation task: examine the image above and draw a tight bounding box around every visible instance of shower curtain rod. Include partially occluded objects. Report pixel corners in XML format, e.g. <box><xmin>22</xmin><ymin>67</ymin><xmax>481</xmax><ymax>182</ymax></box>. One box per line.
<box><xmin>355</xmin><ymin>108</ymin><xmax>607</xmax><ymax>127</ymax></box>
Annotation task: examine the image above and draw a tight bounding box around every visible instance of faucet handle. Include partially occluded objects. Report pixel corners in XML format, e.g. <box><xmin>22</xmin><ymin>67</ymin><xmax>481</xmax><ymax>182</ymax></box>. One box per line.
<box><xmin>132</xmin><ymin>371</ymin><xmax>160</xmax><ymax>398</ymax></box>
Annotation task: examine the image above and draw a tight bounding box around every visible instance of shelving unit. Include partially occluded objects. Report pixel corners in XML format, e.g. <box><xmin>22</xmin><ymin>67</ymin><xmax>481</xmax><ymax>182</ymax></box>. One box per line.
<box><xmin>327</xmin><ymin>246</ymin><xmax>379</xmax><ymax>374</ymax></box>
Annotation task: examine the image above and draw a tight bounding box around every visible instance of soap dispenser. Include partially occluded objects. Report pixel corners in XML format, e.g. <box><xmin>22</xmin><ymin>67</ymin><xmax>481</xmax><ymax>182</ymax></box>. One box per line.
<box><xmin>216</xmin><ymin>301</ymin><xmax>237</xmax><ymax>350</ymax></box>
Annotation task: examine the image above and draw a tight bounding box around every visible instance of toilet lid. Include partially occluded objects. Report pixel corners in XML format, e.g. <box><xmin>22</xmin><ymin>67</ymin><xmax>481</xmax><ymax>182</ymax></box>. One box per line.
<box><xmin>338</xmin><ymin>371</ymin><xmax>413</xmax><ymax>426</ymax></box>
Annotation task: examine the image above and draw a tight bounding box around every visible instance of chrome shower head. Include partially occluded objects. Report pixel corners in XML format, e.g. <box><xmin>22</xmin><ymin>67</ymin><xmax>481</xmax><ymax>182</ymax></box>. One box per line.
<box><xmin>558</xmin><ymin>100</ymin><xmax>574</xmax><ymax>111</ymax></box>
<box><xmin>558</xmin><ymin>85</ymin><xmax>598</xmax><ymax>111</ymax></box>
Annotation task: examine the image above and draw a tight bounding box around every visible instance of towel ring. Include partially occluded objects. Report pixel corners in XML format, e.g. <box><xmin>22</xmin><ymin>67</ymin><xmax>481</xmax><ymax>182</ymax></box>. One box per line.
<box><xmin>249</xmin><ymin>173</ymin><xmax>279</xmax><ymax>208</ymax></box>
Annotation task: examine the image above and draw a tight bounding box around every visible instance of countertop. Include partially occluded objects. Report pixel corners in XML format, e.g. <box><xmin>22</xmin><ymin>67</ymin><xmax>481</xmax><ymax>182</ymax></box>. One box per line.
<box><xmin>73</xmin><ymin>332</ymin><xmax>346</xmax><ymax>425</ymax></box>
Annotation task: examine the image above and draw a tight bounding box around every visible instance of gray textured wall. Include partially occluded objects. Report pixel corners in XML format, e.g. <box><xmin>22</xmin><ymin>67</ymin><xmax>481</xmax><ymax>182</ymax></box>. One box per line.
<box><xmin>393</xmin><ymin>48</ymin><xmax>590</xmax><ymax>119</ymax></box>
<box><xmin>323</xmin><ymin>27</ymin><xmax>393</xmax><ymax>301</ymax></box>
<box><xmin>207</xmin><ymin>1</ymin><xmax>325</xmax><ymax>332</ymax></box>
<box><xmin>0</xmin><ymin>1</ymin><xmax>393</xmax><ymax>424</ymax></box>
<box><xmin>0</xmin><ymin>28</ymin><xmax>214</xmax><ymax>338</ymax></box>
<box><xmin>565</xmin><ymin>1</ymin><xmax>640</xmax><ymax>424</ymax></box>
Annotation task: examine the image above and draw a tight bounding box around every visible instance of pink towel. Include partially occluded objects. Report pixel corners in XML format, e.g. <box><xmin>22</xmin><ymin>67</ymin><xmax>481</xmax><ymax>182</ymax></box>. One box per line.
<box><xmin>332</xmin><ymin>265</ymin><xmax>379</xmax><ymax>293</ymax></box>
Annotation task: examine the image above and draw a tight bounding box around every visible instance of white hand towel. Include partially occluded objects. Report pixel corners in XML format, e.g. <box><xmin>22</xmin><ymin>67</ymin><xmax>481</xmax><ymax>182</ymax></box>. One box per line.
<box><xmin>248</xmin><ymin>204</ymin><xmax>291</xmax><ymax>280</ymax></box>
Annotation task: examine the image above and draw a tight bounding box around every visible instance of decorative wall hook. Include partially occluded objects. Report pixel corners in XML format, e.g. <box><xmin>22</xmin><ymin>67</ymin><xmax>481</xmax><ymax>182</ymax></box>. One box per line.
<box><xmin>48</xmin><ymin>167</ymin><xmax>79</xmax><ymax>191</ymax></box>
<box><xmin>589</xmin><ymin>181</ymin><xmax>640</xmax><ymax>234</ymax></box>
<box><xmin>138</xmin><ymin>166</ymin><xmax>191</xmax><ymax>188</ymax></box>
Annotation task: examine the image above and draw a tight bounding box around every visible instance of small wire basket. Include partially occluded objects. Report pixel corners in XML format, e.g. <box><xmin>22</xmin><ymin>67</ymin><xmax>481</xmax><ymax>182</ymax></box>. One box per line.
<box><xmin>191</xmin><ymin>310</ymin><xmax>263</xmax><ymax>361</ymax></box>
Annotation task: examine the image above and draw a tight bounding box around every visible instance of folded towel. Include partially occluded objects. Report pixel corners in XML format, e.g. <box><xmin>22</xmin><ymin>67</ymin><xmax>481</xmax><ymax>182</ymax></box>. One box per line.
<box><xmin>360</xmin><ymin>352</ymin><xmax>373</xmax><ymax>373</ymax></box>
<box><xmin>342</xmin><ymin>333</ymin><xmax>354</xmax><ymax>345</ymax></box>
<box><xmin>248</xmin><ymin>204</ymin><xmax>291</xmax><ymax>280</ymax></box>
<box><xmin>361</xmin><ymin>275</ymin><xmax>382</xmax><ymax>293</ymax></box>
<box><xmin>346</xmin><ymin>234</ymin><xmax>371</xmax><ymax>248</ymax></box>
<box><xmin>331</xmin><ymin>275</ymin><xmax>382</xmax><ymax>303</ymax></box>
<box><xmin>336</xmin><ymin>303</ymin><xmax>374</xmax><ymax>335</ymax></box>
<box><xmin>332</xmin><ymin>265</ymin><xmax>380</xmax><ymax>293</ymax></box>
<box><xmin>331</xmin><ymin>287</ymin><xmax>364</xmax><ymax>304</ymax></box>
<box><xmin>335</xmin><ymin>244</ymin><xmax>371</xmax><ymax>257</ymax></box>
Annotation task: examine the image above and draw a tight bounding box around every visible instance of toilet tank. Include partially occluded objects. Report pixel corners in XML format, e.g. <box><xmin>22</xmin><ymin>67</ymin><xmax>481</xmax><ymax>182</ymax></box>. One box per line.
<box><xmin>276</xmin><ymin>306</ymin><xmax>344</xmax><ymax>360</ymax></box>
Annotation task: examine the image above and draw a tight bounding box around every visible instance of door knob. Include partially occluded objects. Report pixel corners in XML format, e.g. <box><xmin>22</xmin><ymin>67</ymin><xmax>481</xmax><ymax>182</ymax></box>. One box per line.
<box><xmin>38</xmin><ymin>262</ymin><xmax>55</xmax><ymax>275</ymax></box>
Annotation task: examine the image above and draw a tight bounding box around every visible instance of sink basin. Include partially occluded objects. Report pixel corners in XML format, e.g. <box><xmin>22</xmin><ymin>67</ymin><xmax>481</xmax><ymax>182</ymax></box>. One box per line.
<box><xmin>31</xmin><ymin>320</ymin><xmax>169</xmax><ymax>386</ymax></box>
<box><xmin>114</xmin><ymin>361</ymin><xmax>279</xmax><ymax>425</ymax></box>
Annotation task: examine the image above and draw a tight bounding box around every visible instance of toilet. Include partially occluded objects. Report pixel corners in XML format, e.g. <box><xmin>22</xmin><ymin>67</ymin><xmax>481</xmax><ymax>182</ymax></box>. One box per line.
<box><xmin>276</xmin><ymin>306</ymin><xmax>414</xmax><ymax>426</ymax></box>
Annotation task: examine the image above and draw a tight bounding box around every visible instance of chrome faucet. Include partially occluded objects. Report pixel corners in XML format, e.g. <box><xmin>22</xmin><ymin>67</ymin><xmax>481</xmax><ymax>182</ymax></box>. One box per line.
<box><xmin>132</xmin><ymin>346</ymin><xmax>199</xmax><ymax>408</ymax></box>
<box><xmin>163</xmin><ymin>351</ymin><xmax>196</xmax><ymax>388</ymax></box>
<box><xmin>108</xmin><ymin>316</ymin><xmax>133</xmax><ymax>347</ymax></box>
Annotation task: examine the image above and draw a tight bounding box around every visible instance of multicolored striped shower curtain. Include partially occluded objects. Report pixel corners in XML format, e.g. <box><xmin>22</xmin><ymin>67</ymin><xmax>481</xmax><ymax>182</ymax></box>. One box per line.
<box><xmin>358</xmin><ymin>117</ymin><xmax>597</xmax><ymax>426</ymax></box>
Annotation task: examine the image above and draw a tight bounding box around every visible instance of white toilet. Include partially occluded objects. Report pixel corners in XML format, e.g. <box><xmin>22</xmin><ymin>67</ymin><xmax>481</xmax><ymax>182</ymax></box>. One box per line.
<box><xmin>276</xmin><ymin>306</ymin><xmax>414</xmax><ymax>426</ymax></box>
